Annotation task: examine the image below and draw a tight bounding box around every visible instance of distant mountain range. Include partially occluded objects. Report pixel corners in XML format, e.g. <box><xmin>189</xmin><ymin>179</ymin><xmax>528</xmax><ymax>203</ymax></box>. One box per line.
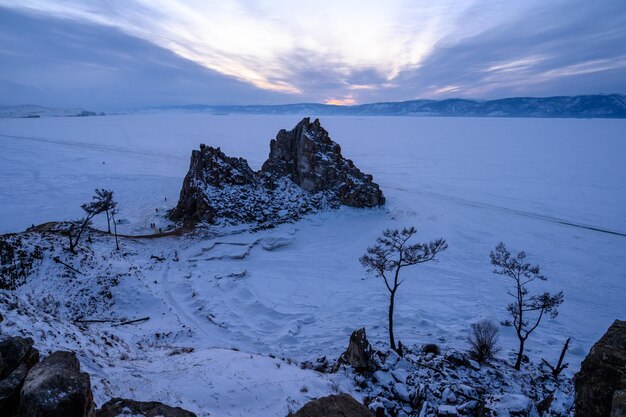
<box><xmin>155</xmin><ymin>94</ymin><xmax>626</xmax><ymax>118</ymax></box>
<box><xmin>0</xmin><ymin>105</ymin><xmax>102</xmax><ymax>118</ymax></box>
<box><xmin>2</xmin><ymin>94</ymin><xmax>625</xmax><ymax>119</ymax></box>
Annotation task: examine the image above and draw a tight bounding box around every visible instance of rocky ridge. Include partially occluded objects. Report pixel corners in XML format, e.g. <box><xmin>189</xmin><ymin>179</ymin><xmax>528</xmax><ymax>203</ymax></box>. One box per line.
<box><xmin>574</xmin><ymin>319</ymin><xmax>626</xmax><ymax>417</ymax></box>
<box><xmin>326</xmin><ymin>330</ymin><xmax>574</xmax><ymax>417</ymax></box>
<box><xmin>171</xmin><ymin>118</ymin><xmax>384</xmax><ymax>226</ymax></box>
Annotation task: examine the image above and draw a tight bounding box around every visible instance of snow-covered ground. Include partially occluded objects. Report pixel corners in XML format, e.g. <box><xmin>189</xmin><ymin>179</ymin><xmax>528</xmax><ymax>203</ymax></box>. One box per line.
<box><xmin>0</xmin><ymin>114</ymin><xmax>625</xmax><ymax>416</ymax></box>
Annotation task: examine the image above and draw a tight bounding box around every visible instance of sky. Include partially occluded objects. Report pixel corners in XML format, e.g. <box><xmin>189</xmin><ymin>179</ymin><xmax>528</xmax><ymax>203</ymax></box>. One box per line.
<box><xmin>0</xmin><ymin>1</ymin><xmax>625</xmax><ymax>109</ymax></box>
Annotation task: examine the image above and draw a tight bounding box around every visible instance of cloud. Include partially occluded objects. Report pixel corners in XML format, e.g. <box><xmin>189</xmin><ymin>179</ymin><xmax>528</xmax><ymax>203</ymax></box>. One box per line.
<box><xmin>0</xmin><ymin>7</ymin><xmax>290</xmax><ymax>109</ymax></box>
<box><xmin>0</xmin><ymin>0</ymin><xmax>624</xmax><ymax>106</ymax></box>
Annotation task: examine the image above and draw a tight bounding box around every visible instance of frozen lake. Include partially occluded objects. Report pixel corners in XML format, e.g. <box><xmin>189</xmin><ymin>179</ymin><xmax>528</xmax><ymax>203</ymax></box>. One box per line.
<box><xmin>1</xmin><ymin>114</ymin><xmax>625</xmax><ymax>415</ymax></box>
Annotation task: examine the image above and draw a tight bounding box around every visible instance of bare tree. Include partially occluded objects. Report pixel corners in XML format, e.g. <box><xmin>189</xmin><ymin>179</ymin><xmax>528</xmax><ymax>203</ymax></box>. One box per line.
<box><xmin>467</xmin><ymin>320</ymin><xmax>500</xmax><ymax>363</ymax></box>
<box><xmin>66</xmin><ymin>218</ymin><xmax>92</xmax><ymax>253</ymax></box>
<box><xmin>541</xmin><ymin>337</ymin><xmax>570</xmax><ymax>378</ymax></box>
<box><xmin>490</xmin><ymin>242</ymin><xmax>564</xmax><ymax>370</ymax></box>
<box><xmin>360</xmin><ymin>227</ymin><xmax>447</xmax><ymax>353</ymax></box>
<box><xmin>111</xmin><ymin>207</ymin><xmax>120</xmax><ymax>250</ymax></box>
<box><xmin>66</xmin><ymin>190</ymin><xmax>109</xmax><ymax>253</ymax></box>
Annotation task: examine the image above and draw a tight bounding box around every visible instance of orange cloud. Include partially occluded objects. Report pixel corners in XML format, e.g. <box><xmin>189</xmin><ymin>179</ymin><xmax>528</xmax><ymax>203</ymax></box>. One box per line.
<box><xmin>324</xmin><ymin>97</ymin><xmax>356</xmax><ymax>106</ymax></box>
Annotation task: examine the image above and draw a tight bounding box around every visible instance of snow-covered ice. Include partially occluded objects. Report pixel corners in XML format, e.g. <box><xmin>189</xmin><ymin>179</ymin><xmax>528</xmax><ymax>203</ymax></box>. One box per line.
<box><xmin>0</xmin><ymin>114</ymin><xmax>625</xmax><ymax>416</ymax></box>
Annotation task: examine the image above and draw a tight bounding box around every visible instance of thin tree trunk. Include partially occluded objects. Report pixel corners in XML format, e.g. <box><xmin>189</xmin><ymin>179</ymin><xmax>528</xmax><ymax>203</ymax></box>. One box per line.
<box><xmin>515</xmin><ymin>337</ymin><xmax>525</xmax><ymax>370</ymax></box>
<box><xmin>112</xmin><ymin>214</ymin><xmax>119</xmax><ymax>250</ymax></box>
<box><xmin>389</xmin><ymin>289</ymin><xmax>397</xmax><ymax>352</ymax></box>
<box><xmin>105</xmin><ymin>210</ymin><xmax>111</xmax><ymax>233</ymax></box>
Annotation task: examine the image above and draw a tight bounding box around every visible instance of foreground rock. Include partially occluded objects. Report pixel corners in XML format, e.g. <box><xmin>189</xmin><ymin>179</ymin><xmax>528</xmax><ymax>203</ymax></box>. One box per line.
<box><xmin>574</xmin><ymin>319</ymin><xmax>626</xmax><ymax>417</ymax></box>
<box><xmin>288</xmin><ymin>394</ymin><xmax>373</xmax><ymax>417</ymax></box>
<box><xmin>333</xmin><ymin>328</ymin><xmax>377</xmax><ymax>374</ymax></box>
<box><xmin>19</xmin><ymin>351</ymin><xmax>95</xmax><ymax>417</ymax></box>
<box><xmin>97</xmin><ymin>398</ymin><xmax>197</xmax><ymax>417</ymax></box>
<box><xmin>171</xmin><ymin>118</ymin><xmax>384</xmax><ymax>226</ymax></box>
<box><xmin>0</xmin><ymin>337</ymin><xmax>40</xmax><ymax>413</ymax></box>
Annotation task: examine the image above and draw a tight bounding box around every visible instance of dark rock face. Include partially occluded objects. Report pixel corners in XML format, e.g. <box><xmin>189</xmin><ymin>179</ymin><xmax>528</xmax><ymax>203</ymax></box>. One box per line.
<box><xmin>170</xmin><ymin>145</ymin><xmax>331</xmax><ymax>227</ymax></box>
<box><xmin>333</xmin><ymin>328</ymin><xmax>377</xmax><ymax>373</ymax></box>
<box><xmin>612</xmin><ymin>391</ymin><xmax>626</xmax><ymax>417</ymax></box>
<box><xmin>0</xmin><ymin>337</ymin><xmax>39</xmax><ymax>380</ymax></box>
<box><xmin>170</xmin><ymin>145</ymin><xmax>257</xmax><ymax>224</ymax></box>
<box><xmin>0</xmin><ymin>337</ymin><xmax>39</xmax><ymax>413</ymax></box>
<box><xmin>171</xmin><ymin>118</ymin><xmax>384</xmax><ymax>226</ymax></box>
<box><xmin>19</xmin><ymin>351</ymin><xmax>95</xmax><ymax>417</ymax></box>
<box><xmin>574</xmin><ymin>319</ymin><xmax>626</xmax><ymax>417</ymax></box>
<box><xmin>97</xmin><ymin>398</ymin><xmax>197</xmax><ymax>417</ymax></box>
<box><xmin>288</xmin><ymin>394</ymin><xmax>373</xmax><ymax>417</ymax></box>
<box><xmin>261</xmin><ymin>118</ymin><xmax>384</xmax><ymax>207</ymax></box>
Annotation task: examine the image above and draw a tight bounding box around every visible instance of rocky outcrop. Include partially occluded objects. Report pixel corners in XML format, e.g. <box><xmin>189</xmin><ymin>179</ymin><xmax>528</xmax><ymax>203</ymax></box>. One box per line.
<box><xmin>333</xmin><ymin>328</ymin><xmax>377</xmax><ymax>374</ymax></box>
<box><xmin>171</xmin><ymin>118</ymin><xmax>384</xmax><ymax>226</ymax></box>
<box><xmin>0</xmin><ymin>337</ymin><xmax>39</xmax><ymax>380</ymax></box>
<box><xmin>574</xmin><ymin>319</ymin><xmax>626</xmax><ymax>417</ymax></box>
<box><xmin>97</xmin><ymin>398</ymin><xmax>197</xmax><ymax>417</ymax></box>
<box><xmin>288</xmin><ymin>394</ymin><xmax>373</xmax><ymax>417</ymax></box>
<box><xmin>0</xmin><ymin>337</ymin><xmax>39</xmax><ymax>413</ymax></box>
<box><xmin>19</xmin><ymin>351</ymin><xmax>95</xmax><ymax>417</ymax></box>
<box><xmin>170</xmin><ymin>145</ymin><xmax>257</xmax><ymax>224</ymax></box>
<box><xmin>261</xmin><ymin>118</ymin><xmax>384</xmax><ymax>207</ymax></box>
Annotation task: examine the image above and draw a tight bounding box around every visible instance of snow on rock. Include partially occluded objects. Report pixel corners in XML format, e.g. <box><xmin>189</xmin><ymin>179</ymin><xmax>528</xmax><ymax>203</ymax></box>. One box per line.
<box><xmin>97</xmin><ymin>398</ymin><xmax>197</xmax><ymax>417</ymax></box>
<box><xmin>333</xmin><ymin>345</ymin><xmax>574</xmax><ymax>417</ymax></box>
<box><xmin>171</xmin><ymin>118</ymin><xmax>384</xmax><ymax>227</ymax></box>
<box><xmin>170</xmin><ymin>144</ymin><xmax>336</xmax><ymax>227</ymax></box>
<box><xmin>20</xmin><ymin>351</ymin><xmax>95</xmax><ymax>417</ymax></box>
<box><xmin>261</xmin><ymin>235</ymin><xmax>295</xmax><ymax>251</ymax></box>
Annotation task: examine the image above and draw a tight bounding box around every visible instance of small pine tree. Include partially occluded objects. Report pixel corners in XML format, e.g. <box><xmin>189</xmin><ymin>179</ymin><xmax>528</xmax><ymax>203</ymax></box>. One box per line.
<box><xmin>490</xmin><ymin>242</ymin><xmax>564</xmax><ymax>370</ymax></box>
<box><xmin>360</xmin><ymin>227</ymin><xmax>447</xmax><ymax>353</ymax></box>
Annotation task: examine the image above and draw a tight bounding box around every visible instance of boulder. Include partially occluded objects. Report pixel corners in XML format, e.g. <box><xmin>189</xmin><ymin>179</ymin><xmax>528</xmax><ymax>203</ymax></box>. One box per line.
<box><xmin>444</xmin><ymin>350</ymin><xmax>470</xmax><ymax>368</ymax></box>
<box><xmin>288</xmin><ymin>394</ymin><xmax>373</xmax><ymax>417</ymax></box>
<box><xmin>333</xmin><ymin>328</ymin><xmax>377</xmax><ymax>374</ymax></box>
<box><xmin>97</xmin><ymin>398</ymin><xmax>197</xmax><ymax>417</ymax></box>
<box><xmin>0</xmin><ymin>337</ymin><xmax>39</xmax><ymax>413</ymax></box>
<box><xmin>0</xmin><ymin>337</ymin><xmax>39</xmax><ymax>379</ymax></box>
<box><xmin>19</xmin><ymin>351</ymin><xmax>95</xmax><ymax>417</ymax></box>
<box><xmin>261</xmin><ymin>118</ymin><xmax>384</xmax><ymax>207</ymax></box>
<box><xmin>1</xmin><ymin>364</ymin><xmax>31</xmax><ymax>414</ymax></box>
<box><xmin>574</xmin><ymin>320</ymin><xmax>626</xmax><ymax>417</ymax></box>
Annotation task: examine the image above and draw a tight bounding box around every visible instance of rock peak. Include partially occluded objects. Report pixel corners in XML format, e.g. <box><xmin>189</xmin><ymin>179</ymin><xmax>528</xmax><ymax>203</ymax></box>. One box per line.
<box><xmin>261</xmin><ymin>118</ymin><xmax>384</xmax><ymax>207</ymax></box>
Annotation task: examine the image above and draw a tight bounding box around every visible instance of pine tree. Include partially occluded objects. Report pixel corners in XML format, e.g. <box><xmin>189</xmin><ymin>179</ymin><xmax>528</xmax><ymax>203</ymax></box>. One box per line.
<box><xmin>490</xmin><ymin>242</ymin><xmax>564</xmax><ymax>370</ymax></box>
<box><xmin>360</xmin><ymin>227</ymin><xmax>447</xmax><ymax>353</ymax></box>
